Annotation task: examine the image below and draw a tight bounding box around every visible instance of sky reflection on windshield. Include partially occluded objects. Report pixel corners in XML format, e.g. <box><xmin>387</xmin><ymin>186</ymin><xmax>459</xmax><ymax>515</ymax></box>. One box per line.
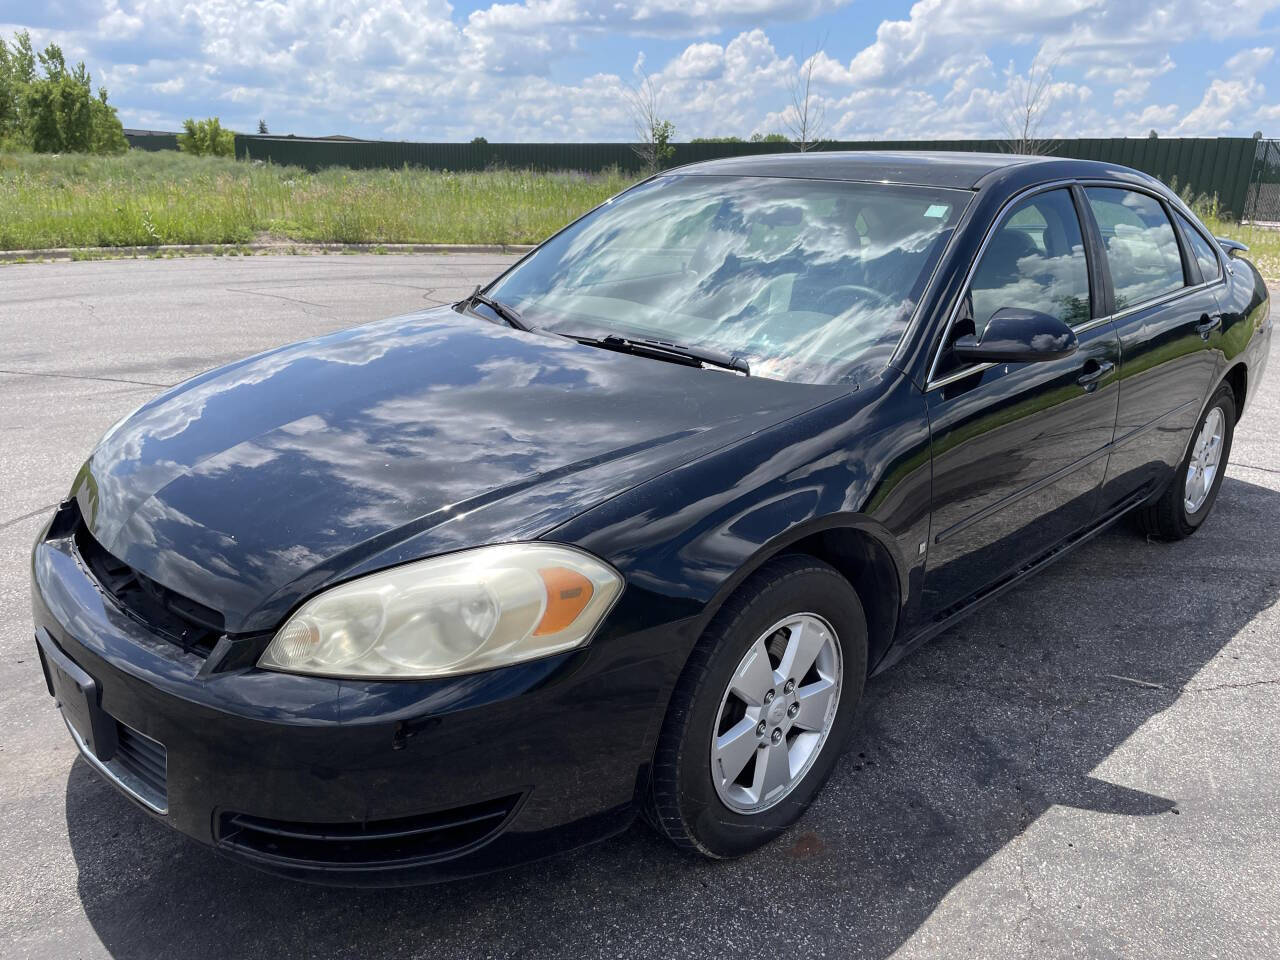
<box><xmin>490</xmin><ymin>174</ymin><xmax>968</xmax><ymax>383</ymax></box>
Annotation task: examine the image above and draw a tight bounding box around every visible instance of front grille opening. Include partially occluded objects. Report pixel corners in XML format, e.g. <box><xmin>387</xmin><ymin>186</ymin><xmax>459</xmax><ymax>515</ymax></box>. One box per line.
<box><xmin>216</xmin><ymin>795</ymin><xmax>521</xmax><ymax>871</ymax></box>
<box><xmin>74</xmin><ymin>522</ymin><xmax>224</xmax><ymax>657</ymax></box>
<box><xmin>71</xmin><ymin>714</ymin><xmax>169</xmax><ymax>813</ymax></box>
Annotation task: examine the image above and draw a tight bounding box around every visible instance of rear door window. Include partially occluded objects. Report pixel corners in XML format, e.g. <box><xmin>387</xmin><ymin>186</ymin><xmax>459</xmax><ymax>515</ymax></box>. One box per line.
<box><xmin>1085</xmin><ymin>188</ymin><xmax>1186</xmax><ymax>310</ymax></box>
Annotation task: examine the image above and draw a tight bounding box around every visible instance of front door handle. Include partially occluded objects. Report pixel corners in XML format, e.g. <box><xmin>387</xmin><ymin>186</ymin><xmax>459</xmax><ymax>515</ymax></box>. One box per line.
<box><xmin>1196</xmin><ymin>314</ymin><xmax>1222</xmax><ymax>339</ymax></box>
<box><xmin>1076</xmin><ymin>359</ymin><xmax>1115</xmax><ymax>391</ymax></box>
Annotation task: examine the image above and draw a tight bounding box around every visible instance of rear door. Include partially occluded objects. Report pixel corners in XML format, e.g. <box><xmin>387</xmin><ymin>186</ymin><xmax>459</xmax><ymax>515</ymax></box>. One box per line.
<box><xmin>1080</xmin><ymin>187</ymin><xmax>1223</xmax><ymax>509</ymax></box>
<box><xmin>922</xmin><ymin>186</ymin><xmax>1121</xmax><ymax>617</ymax></box>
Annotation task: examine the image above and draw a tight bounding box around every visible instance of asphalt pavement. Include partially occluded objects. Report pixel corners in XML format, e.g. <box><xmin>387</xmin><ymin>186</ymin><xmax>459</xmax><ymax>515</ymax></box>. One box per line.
<box><xmin>1</xmin><ymin>255</ymin><xmax>1278</xmax><ymax>959</ymax></box>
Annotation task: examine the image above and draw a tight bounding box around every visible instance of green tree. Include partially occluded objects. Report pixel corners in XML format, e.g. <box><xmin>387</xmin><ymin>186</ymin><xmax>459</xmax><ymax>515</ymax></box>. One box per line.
<box><xmin>90</xmin><ymin>88</ymin><xmax>127</xmax><ymax>153</ymax></box>
<box><xmin>178</xmin><ymin>116</ymin><xmax>237</xmax><ymax>157</ymax></box>
<box><xmin>750</xmin><ymin>132</ymin><xmax>789</xmax><ymax>143</ymax></box>
<box><xmin>20</xmin><ymin>39</ymin><xmax>125</xmax><ymax>154</ymax></box>
<box><xmin>691</xmin><ymin>136</ymin><xmax>745</xmax><ymax>143</ymax></box>
<box><xmin>0</xmin><ymin>32</ymin><xmax>36</xmax><ymax>137</ymax></box>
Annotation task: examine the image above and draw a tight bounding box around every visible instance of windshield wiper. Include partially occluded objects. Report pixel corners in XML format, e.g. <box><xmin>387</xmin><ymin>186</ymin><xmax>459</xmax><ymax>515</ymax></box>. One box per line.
<box><xmin>462</xmin><ymin>286</ymin><xmax>530</xmax><ymax>331</ymax></box>
<box><xmin>562</xmin><ymin>333</ymin><xmax>749</xmax><ymax>376</ymax></box>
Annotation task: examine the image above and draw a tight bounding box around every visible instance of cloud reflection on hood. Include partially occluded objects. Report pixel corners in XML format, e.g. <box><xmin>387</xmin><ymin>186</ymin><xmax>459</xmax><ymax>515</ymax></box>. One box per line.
<box><xmin>75</xmin><ymin>305</ymin><xmax>848</xmax><ymax>632</ymax></box>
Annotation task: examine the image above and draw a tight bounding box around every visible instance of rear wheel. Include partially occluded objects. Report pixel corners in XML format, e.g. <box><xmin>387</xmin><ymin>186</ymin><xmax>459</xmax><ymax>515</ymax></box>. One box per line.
<box><xmin>644</xmin><ymin>556</ymin><xmax>867</xmax><ymax>858</ymax></box>
<box><xmin>1136</xmin><ymin>383</ymin><xmax>1236</xmax><ymax>540</ymax></box>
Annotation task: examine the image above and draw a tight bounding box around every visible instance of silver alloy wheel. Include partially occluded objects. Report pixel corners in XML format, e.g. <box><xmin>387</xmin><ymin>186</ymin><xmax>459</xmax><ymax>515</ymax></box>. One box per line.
<box><xmin>1185</xmin><ymin>406</ymin><xmax>1225</xmax><ymax>514</ymax></box>
<box><xmin>710</xmin><ymin>613</ymin><xmax>842</xmax><ymax>815</ymax></box>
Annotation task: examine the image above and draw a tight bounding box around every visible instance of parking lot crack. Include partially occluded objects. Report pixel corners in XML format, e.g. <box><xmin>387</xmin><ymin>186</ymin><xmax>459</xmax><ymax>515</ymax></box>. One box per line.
<box><xmin>1234</xmin><ymin>461</ymin><xmax>1280</xmax><ymax>476</ymax></box>
<box><xmin>1106</xmin><ymin>673</ymin><xmax>1165</xmax><ymax>690</ymax></box>
<box><xmin>1181</xmin><ymin>677</ymin><xmax>1280</xmax><ymax>694</ymax></box>
<box><xmin>225</xmin><ymin>286</ymin><xmax>336</xmax><ymax>314</ymax></box>
<box><xmin>0</xmin><ymin>502</ymin><xmax>60</xmax><ymax>530</ymax></box>
<box><xmin>0</xmin><ymin>367</ymin><xmax>173</xmax><ymax>388</ymax></box>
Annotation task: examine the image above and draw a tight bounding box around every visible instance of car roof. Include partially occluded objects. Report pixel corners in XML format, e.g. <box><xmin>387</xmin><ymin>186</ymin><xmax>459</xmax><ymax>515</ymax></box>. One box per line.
<box><xmin>671</xmin><ymin>150</ymin><xmax>1091</xmax><ymax>190</ymax></box>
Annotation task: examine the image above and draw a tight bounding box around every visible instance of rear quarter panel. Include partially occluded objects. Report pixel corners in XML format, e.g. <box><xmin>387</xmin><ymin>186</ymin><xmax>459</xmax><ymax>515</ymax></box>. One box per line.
<box><xmin>1216</xmin><ymin>255</ymin><xmax>1272</xmax><ymax>414</ymax></box>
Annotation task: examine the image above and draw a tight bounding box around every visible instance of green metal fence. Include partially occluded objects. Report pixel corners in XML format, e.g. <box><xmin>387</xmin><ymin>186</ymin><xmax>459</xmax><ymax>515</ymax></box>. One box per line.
<box><xmin>121</xmin><ymin>133</ymin><xmax>1265</xmax><ymax>219</ymax></box>
<box><xmin>1246</xmin><ymin>138</ymin><xmax>1280</xmax><ymax>224</ymax></box>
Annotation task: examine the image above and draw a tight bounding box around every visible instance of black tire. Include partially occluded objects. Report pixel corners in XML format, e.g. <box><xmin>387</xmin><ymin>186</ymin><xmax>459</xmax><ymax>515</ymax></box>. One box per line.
<box><xmin>644</xmin><ymin>555</ymin><xmax>868</xmax><ymax>858</ymax></box>
<box><xmin>1136</xmin><ymin>383</ymin><xmax>1236</xmax><ymax>541</ymax></box>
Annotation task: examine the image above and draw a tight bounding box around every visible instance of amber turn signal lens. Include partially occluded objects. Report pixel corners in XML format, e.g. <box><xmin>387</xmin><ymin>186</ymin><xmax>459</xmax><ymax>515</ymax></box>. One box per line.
<box><xmin>534</xmin><ymin>567</ymin><xmax>595</xmax><ymax>636</ymax></box>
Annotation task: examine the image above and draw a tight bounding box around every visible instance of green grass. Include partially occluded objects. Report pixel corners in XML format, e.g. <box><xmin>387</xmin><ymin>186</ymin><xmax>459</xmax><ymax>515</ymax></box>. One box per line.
<box><xmin>1206</xmin><ymin>217</ymin><xmax>1280</xmax><ymax>280</ymax></box>
<box><xmin>0</xmin><ymin>150</ymin><xmax>634</xmax><ymax>250</ymax></box>
<box><xmin>2</xmin><ymin>150</ymin><xmax>1277</xmax><ymax>281</ymax></box>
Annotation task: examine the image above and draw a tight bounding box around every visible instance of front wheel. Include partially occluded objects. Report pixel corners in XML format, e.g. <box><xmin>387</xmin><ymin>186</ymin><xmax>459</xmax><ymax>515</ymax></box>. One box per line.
<box><xmin>1136</xmin><ymin>382</ymin><xmax>1236</xmax><ymax>540</ymax></box>
<box><xmin>644</xmin><ymin>556</ymin><xmax>867</xmax><ymax>858</ymax></box>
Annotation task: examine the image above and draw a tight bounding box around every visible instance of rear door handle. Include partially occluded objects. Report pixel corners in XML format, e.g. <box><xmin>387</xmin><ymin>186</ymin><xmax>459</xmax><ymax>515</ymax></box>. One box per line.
<box><xmin>1076</xmin><ymin>359</ymin><xmax>1115</xmax><ymax>391</ymax></box>
<box><xmin>1196</xmin><ymin>314</ymin><xmax>1222</xmax><ymax>339</ymax></box>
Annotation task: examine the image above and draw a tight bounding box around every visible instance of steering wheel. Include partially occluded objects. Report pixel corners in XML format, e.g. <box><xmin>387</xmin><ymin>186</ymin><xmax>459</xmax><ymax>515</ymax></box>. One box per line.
<box><xmin>814</xmin><ymin>284</ymin><xmax>894</xmax><ymax>313</ymax></box>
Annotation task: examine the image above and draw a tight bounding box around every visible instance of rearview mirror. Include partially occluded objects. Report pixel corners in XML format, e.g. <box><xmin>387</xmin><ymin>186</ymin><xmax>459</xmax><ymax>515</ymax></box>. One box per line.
<box><xmin>952</xmin><ymin>308</ymin><xmax>1078</xmax><ymax>365</ymax></box>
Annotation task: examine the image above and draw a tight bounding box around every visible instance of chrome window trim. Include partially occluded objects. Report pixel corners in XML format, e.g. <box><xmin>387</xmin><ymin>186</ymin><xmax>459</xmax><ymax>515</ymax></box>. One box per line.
<box><xmin>925</xmin><ymin>178</ymin><xmax>1226</xmax><ymax>392</ymax></box>
<box><xmin>1100</xmin><ymin>276</ymin><xmax>1223</xmax><ymax>326</ymax></box>
<box><xmin>928</xmin><ymin>361</ymin><xmax>997</xmax><ymax>391</ymax></box>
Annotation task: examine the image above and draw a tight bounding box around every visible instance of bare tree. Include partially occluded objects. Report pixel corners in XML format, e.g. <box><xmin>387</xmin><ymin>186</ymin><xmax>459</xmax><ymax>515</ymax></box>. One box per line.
<box><xmin>626</xmin><ymin>69</ymin><xmax>674</xmax><ymax>174</ymax></box>
<box><xmin>785</xmin><ymin>42</ymin><xmax>828</xmax><ymax>152</ymax></box>
<box><xmin>1000</xmin><ymin>51</ymin><xmax>1057</xmax><ymax>155</ymax></box>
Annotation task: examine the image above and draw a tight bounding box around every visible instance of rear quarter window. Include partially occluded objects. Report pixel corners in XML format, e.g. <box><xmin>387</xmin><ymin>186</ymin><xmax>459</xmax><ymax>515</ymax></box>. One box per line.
<box><xmin>1176</xmin><ymin>212</ymin><xmax>1222</xmax><ymax>282</ymax></box>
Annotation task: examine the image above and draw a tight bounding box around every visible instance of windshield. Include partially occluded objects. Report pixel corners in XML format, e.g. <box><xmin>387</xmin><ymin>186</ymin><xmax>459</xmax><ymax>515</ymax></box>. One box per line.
<box><xmin>486</xmin><ymin>174</ymin><xmax>969</xmax><ymax>384</ymax></box>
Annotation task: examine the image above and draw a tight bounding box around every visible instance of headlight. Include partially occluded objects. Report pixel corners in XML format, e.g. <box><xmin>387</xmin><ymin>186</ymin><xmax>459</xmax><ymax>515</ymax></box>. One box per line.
<box><xmin>258</xmin><ymin>544</ymin><xmax>623</xmax><ymax>679</ymax></box>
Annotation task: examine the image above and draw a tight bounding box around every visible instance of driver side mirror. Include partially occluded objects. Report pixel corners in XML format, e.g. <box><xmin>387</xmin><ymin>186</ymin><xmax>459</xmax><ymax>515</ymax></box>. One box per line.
<box><xmin>952</xmin><ymin>307</ymin><xmax>1078</xmax><ymax>365</ymax></box>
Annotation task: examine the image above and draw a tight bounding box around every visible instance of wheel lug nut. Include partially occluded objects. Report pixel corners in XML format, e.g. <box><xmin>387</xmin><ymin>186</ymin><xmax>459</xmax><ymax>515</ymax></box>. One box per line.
<box><xmin>788</xmin><ymin>702</ymin><xmax>799</xmax><ymax>717</ymax></box>
<box><xmin>764</xmin><ymin>690</ymin><xmax>775</xmax><ymax>704</ymax></box>
<box><xmin>784</xmin><ymin>679</ymin><xmax>795</xmax><ymax>694</ymax></box>
<box><xmin>771</xmin><ymin>728</ymin><xmax>783</xmax><ymax>744</ymax></box>
<box><xmin>756</xmin><ymin>721</ymin><xmax>767</xmax><ymax>736</ymax></box>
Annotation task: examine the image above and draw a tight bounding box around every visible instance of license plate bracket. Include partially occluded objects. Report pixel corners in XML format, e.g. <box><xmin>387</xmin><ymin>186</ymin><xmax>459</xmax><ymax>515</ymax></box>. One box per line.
<box><xmin>35</xmin><ymin>629</ymin><xmax>118</xmax><ymax>761</ymax></box>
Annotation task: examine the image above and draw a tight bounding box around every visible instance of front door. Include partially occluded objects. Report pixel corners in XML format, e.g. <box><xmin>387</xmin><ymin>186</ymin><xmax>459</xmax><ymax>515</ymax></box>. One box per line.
<box><xmin>923</xmin><ymin>186</ymin><xmax>1121</xmax><ymax>618</ymax></box>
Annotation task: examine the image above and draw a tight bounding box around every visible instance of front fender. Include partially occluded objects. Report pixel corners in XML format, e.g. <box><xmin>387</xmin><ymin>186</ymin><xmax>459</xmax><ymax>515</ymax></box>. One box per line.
<box><xmin>548</xmin><ymin>368</ymin><xmax>933</xmax><ymax>673</ymax></box>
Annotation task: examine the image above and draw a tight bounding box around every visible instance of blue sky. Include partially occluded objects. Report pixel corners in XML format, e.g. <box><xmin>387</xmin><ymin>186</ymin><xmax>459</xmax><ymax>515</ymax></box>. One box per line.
<box><xmin>4</xmin><ymin>0</ymin><xmax>1279</xmax><ymax>141</ymax></box>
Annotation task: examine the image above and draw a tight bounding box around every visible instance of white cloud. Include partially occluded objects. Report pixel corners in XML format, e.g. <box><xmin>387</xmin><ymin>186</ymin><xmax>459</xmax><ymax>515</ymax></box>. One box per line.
<box><xmin>1173</xmin><ymin>47</ymin><xmax>1274</xmax><ymax>135</ymax></box>
<box><xmin>464</xmin><ymin>0</ymin><xmax>850</xmax><ymax>41</ymax></box>
<box><xmin>843</xmin><ymin>0</ymin><xmax>1095</xmax><ymax>89</ymax></box>
<box><xmin>1223</xmin><ymin>45</ymin><xmax>1275</xmax><ymax>75</ymax></box>
<box><xmin>7</xmin><ymin>0</ymin><xmax>1280</xmax><ymax>141</ymax></box>
<box><xmin>646</xmin><ymin>30</ymin><xmax>796</xmax><ymax>138</ymax></box>
<box><xmin>1175</xmin><ymin>78</ymin><xmax>1261</xmax><ymax>134</ymax></box>
<box><xmin>1086</xmin><ymin>54</ymin><xmax>1175</xmax><ymax>106</ymax></box>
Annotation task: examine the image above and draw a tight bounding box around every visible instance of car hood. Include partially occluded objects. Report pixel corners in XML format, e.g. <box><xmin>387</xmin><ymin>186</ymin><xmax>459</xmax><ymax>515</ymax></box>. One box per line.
<box><xmin>73</xmin><ymin>307</ymin><xmax>847</xmax><ymax>633</ymax></box>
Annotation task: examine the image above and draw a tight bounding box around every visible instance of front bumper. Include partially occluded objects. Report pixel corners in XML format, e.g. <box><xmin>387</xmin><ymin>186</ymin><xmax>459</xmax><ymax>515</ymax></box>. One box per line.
<box><xmin>31</xmin><ymin>509</ymin><xmax>681</xmax><ymax>886</ymax></box>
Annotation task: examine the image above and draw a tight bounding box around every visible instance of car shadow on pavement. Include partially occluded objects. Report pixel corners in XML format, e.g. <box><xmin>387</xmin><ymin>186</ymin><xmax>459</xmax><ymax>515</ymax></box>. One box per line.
<box><xmin>63</xmin><ymin>476</ymin><xmax>1280</xmax><ymax>959</ymax></box>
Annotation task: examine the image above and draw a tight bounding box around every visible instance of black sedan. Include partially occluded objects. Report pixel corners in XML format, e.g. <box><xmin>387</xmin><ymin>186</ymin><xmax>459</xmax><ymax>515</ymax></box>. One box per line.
<box><xmin>31</xmin><ymin>152</ymin><xmax>1271</xmax><ymax>885</ymax></box>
